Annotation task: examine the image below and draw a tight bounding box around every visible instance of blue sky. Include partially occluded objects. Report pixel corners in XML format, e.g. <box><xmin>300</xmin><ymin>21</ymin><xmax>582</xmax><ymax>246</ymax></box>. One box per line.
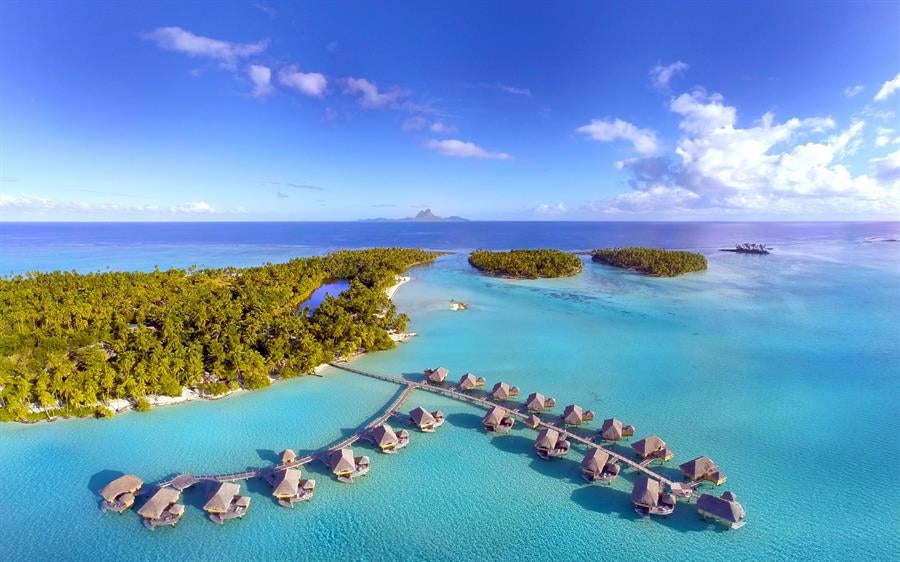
<box><xmin>1</xmin><ymin>1</ymin><xmax>898</xmax><ymax>221</ymax></box>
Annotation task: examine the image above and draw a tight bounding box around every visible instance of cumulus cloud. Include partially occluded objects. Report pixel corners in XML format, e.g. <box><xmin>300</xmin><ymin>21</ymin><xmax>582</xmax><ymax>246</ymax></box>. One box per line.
<box><xmin>874</xmin><ymin>72</ymin><xmax>900</xmax><ymax>102</ymax></box>
<box><xmin>171</xmin><ymin>201</ymin><xmax>214</xmax><ymax>213</ymax></box>
<box><xmin>279</xmin><ymin>66</ymin><xmax>327</xmax><ymax>97</ymax></box>
<box><xmin>649</xmin><ymin>61</ymin><xmax>689</xmax><ymax>91</ymax></box>
<box><xmin>143</xmin><ymin>27</ymin><xmax>267</xmax><ymax>69</ymax></box>
<box><xmin>425</xmin><ymin>139</ymin><xmax>509</xmax><ymax>160</ymax></box>
<box><xmin>535</xmin><ymin>202</ymin><xmax>566</xmax><ymax>216</ymax></box>
<box><xmin>844</xmin><ymin>84</ymin><xmax>864</xmax><ymax>98</ymax></box>
<box><xmin>429</xmin><ymin>121</ymin><xmax>457</xmax><ymax>134</ymax></box>
<box><xmin>342</xmin><ymin>77</ymin><xmax>406</xmax><ymax>108</ymax></box>
<box><xmin>592</xmin><ymin>89</ymin><xmax>899</xmax><ymax>216</ymax></box>
<box><xmin>576</xmin><ymin>118</ymin><xmax>660</xmax><ymax>155</ymax></box>
<box><xmin>248</xmin><ymin>64</ymin><xmax>274</xmax><ymax>97</ymax></box>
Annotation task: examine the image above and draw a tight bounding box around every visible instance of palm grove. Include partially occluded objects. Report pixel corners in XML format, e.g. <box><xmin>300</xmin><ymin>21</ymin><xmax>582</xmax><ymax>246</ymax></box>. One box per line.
<box><xmin>0</xmin><ymin>248</ymin><xmax>438</xmax><ymax>421</ymax></box>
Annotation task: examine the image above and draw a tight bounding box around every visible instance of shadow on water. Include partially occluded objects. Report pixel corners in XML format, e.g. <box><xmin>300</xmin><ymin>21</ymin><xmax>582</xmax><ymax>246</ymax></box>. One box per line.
<box><xmin>88</xmin><ymin>469</ymin><xmax>125</xmax><ymax>495</ymax></box>
<box><xmin>445</xmin><ymin>412</ymin><xmax>483</xmax><ymax>430</ymax></box>
<box><xmin>256</xmin><ymin>449</ymin><xmax>281</xmax><ymax>465</ymax></box>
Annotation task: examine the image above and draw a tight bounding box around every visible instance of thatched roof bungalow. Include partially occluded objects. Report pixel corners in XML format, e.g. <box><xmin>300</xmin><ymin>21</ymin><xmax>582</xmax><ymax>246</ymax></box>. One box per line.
<box><xmin>632</xmin><ymin>477</ymin><xmax>676</xmax><ymax>516</ymax></box>
<box><xmin>137</xmin><ymin>488</ymin><xmax>183</xmax><ymax>528</ymax></box>
<box><xmin>482</xmin><ymin>406</ymin><xmax>515</xmax><ymax>433</ymax></box>
<box><xmin>204</xmin><ymin>482</ymin><xmax>240</xmax><ymax>514</ymax></box>
<box><xmin>280</xmin><ymin>449</ymin><xmax>297</xmax><ymax>465</ymax></box>
<box><xmin>272</xmin><ymin>469</ymin><xmax>301</xmax><ymax>500</ymax></box>
<box><xmin>563</xmin><ymin>404</ymin><xmax>586</xmax><ymax>425</ymax></box>
<box><xmin>631</xmin><ymin>435</ymin><xmax>672</xmax><ymax>460</ymax></box>
<box><xmin>491</xmin><ymin>382</ymin><xmax>520</xmax><ymax>401</ymax></box>
<box><xmin>99</xmin><ymin>474</ymin><xmax>142</xmax><ymax>512</ymax></box>
<box><xmin>535</xmin><ymin>427</ymin><xmax>570</xmax><ymax>459</ymax></box>
<box><xmin>409</xmin><ymin>406</ymin><xmax>436</xmax><ymax>431</ymax></box>
<box><xmin>458</xmin><ymin>373</ymin><xmax>486</xmax><ymax>391</ymax></box>
<box><xmin>680</xmin><ymin>456</ymin><xmax>726</xmax><ymax>484</ymax></box>
<box><xmin>371</xmin><ymin>423</ymin><xmax>406</xmax><ymax>452</ymax></box>
<box><xmin>328</xmin><ymin>448</ymin><xmax>369</xmax><ymax>483</ymax></box>
<box><xmin>600</xmin><ymin>418</ymin><xmax>624</xmax><ymax>441</ymax></box>
<box><xmin>425</xmin><ymin>366</ymin><xmax>449</xmax><ymax>384</ymax></box>
<box><xmin>525</xmin><ymin>414</ymin><xmax>542</xmax><ymax>429</ymax></box>
<box><xmin>697</xmin><ymin>492</ymin><xmax>746</xmax><ymax>529</ymax></box>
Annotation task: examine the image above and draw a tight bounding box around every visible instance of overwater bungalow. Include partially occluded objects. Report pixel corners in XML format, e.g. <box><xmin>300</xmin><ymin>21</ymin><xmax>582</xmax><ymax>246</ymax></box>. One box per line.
<box><xmin>631</xmin><ymin>435</ymin><xmax>674</xmax><ymax>461</ymax></box>
<box><xmin>329</xmin><ymin>448</ymin><xmax>370</xmax><ymax>483</ymax></box>
<box><xmin>525</xmin><ymin>414</ymin><xmax>542</xmax><ymax>429</ymax></box>
<box><xmin>580</xmin><ymin>447</ymin><xmax>621</xmax><ymax>483</ymax></box>
<box><xmin>204</xmin><ymin>481</ymin><xmax>251</xmax><ymax>524</ymax></box>
<box><xmin>458</xmin><ymin>372</ymin><xmax>486</xmax><ymax>391</ymax></box>
<box><xmin>137</xmin><ymin>488</ymin><xmax>184</xmax><ymax>530</ymax></box>
<box><xmin>272</xmin><ymin>468</ymin><xmax>316</xmax><ymax>508</ymax></box>
<box><xmin>562</xmin><ymin>404</ymin><xmax>594</xmax><ymax>425</ymax></box>
<box><xmin>491</xmin><ymin>382</ymin><xmax>520</xmax><ymax>401</ymax></box>
<box><xmin>631</xmin><ymin>477</ymin><xmax>676</xmax><ymax>517</ymax></box>
<box><xmin>280</xmin><ymin>449</ymin><xmax>297</xmax><ymax>466</ymax></box>
<box><xmin>534</xmin><ymin>427</ymin><xmax>571</xmax><ymax>459</ymax></box>
<box><xmin>697</xmin><ymin>491</ymin><xmax>746</xmax><ymax>529</ymax></box>
<box><xmin>680</xmin><ymin>456</ymin><xmax>727</xmax><ymax>485</ymax></box>
<box><xmin>525</xmin><ymin>392</ymin><xmax>552</xmax><ymax>412</ymax></box>
<box><xmin>598</xmin><ymin>418</ymin><xmax>635</xmax><ymax>441</ymax></box>
<box><xmin>482</xmin><ymin>406</ymin><xmax>515</xmax><ymax>433</ymax></box>
<box><xmin>99</xmin><ymin>474</ymin><xmax>142</xmax><ymax>513</ymax></box>
<box><xmin>369</xmin><ymin>423</ymin><xmax>410</xmax><ymax>453</ymax></box>
<box><xmin>408</xmin><ymin>406</ymin><xmax>445</xmax><ymax>432</ymax></box>
<box><xmin>425</xmin><ymin>366</ymin><xmax>449</xmax><ymax>384</ymax></box>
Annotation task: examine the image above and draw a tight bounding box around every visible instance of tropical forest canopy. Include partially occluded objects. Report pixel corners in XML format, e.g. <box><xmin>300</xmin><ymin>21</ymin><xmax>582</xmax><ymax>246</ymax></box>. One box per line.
<box><xmin>468</xmin><ymin>249</ymin><xmax>583</xmax><ymax>279</ymax></box>
<box><xmin>0</xmin><ymin>248</ymin><xmax>438</xmax><ymax>421</ymax></box>
<box><xmin>591</xmin><ymin>247</ymin><xmax>708</xmax><ymax>277</ymax></box>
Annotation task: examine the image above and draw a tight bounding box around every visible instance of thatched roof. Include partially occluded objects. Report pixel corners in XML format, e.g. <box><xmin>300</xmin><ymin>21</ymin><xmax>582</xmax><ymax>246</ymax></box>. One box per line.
<box><xmin>409</xmin><ymin>406</ymin><xmax>436</xmax><ymax>427</ymax></box>
<box><xmin>204</xmin><ymin>481</ymin><xmax>240</xmax><ymax>513</ymax></box>
<box><xmin>273</xmin><ymin>469</ymin><xmax>301</xmax><ymax>498</ymax></box>
<box><xmin>535</xmin><ymin>427</ymin><xmax>560</xmax><ymax>450</ymax></box>
<box><xmin>459</xmin><ymin>373</ymin><xmax>478</xmax><ymax>390</ymax></box>
<box><xmin>631</xmin><ymin>435</ymin><xmax>666</xmax><ymax>457</ymax></box>
<box><xmin>721</xmin><ymin>491</ymin><xmax>737</xmax><ymax>502</ymax></box>
<box><xmin>526</xmin><ymin>392</ymin><xmax>546</xmax><ymax>410</ymax></box>
<box><xmin>680</xmin><ymin>456</ymin><xmax>718</xmax><ymax>480</ymax></box>
<box><xmin>427</xmin><ymin>367</ymin><xmax>449</xmax><ymax>382</ymax></box>
<box><xmin>697</xmin><ymin>493</ymin><xmax>744</xmax><ymax>523</ymax></box>
<box><xmin>600</xmin><ymin>418</ymin><xmax>624</xmax><ymax>440</ymax></box>
<box><xmin>301</xmin><ymin>479</ymin><xmax>316</xmax><ymax>491</ymax></box>
<box><xmin>491</xmin><ymin>382</ymin><xmax>512</xmax><ymax>399</ymax></box>
<box><xmin>483</xmin><ymin>406</ymin><xmax>506</xmax><ymax>426</ymax></box>
<box><xmin>581</xmin><ymin>447</ymin><xmax>610</xmax><ymax>473</ymax></box>
<box><xmin>137</xmin><ymin>488</ymin><xmax>180</xmax><ymax>519</ymax></box>
<box><xmin>100</xmin><ymin>474</ymin><xmax>142</xmax><ymax>502</ymax></box>
<box><xmin>280</xmin><ymin>449</ymin><xmax>297</xmax><ymax>464</ymax></box>
<box><xmin>563</xmin><ymin>404</ymin><xmax>584</xmax><ymax>425</ymax></box>
<box><xmin>167</xmin><ymin>503</ymin><xmax>185</xmax><ymax>517</ymax></box>
<box><xmin>631</xmin><ymin>477</ymin><xmax>660</xmax><ymax>508</ymax></box>
<box><xmin>372</xmin><ymin>424</ymin><xmax>399</xmax><ymax>447</ymax></box>
<box><xmin>525</xmin><ymin>414</ymin><xmax>541</xmax><ymax>428</ymax></box>
<box><xmin>329</xmin><ymin>448</ymin><xmax>356</xmax><ymax>474</ymax></box>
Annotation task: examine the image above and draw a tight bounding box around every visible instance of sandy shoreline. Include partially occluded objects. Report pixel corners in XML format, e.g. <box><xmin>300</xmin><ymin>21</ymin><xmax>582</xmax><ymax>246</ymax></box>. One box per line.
<box><xmin>24</xmin><ymin>274</ymin><xmax>416</xmax><ymax>423</ymax></box>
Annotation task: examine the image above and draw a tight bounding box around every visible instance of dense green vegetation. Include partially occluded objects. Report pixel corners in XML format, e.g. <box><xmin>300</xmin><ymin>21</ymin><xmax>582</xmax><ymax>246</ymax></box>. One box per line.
<box><xmin>468</xmin><ymin>249</ymin><xmax>583</xmax><ymax>279</ymax></box>
<box><xmin>591</xmin><ymin>247</ymin><xmax>707</xmax><ymax>277</ymax></box>
<box><xmin>0</xmin><ymin>248</ymin><xmax>438</xmax><ymax>422</ymax></box>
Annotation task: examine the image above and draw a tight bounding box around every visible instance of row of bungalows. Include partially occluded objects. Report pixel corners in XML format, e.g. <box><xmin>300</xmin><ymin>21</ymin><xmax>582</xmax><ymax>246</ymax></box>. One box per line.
<box><xmin>99</xmin><ymin>474</ymin><xmax>143</xmax><ymax>513</ymax></box>
<box><xmin>408</xmin><ymin>406</ymin><xmax>445</xmax><ymax>432</ymax></box>
<box><xmin>631</xmin><ymin>477</ymin><xmax>676</xmax><ymax>517</ymax></box>
<box><xmin>598</xmin><ymin>418</ymin><xmax>635</xmax><ymax>441</ymax></box>
<box><xmin>562</xmin><ymin>404</ymin><xmax>595</xmax><ymax>426</ymax></box>
<box><xmin>425</xmin><ymin>366</ymin><xmax>449</xmax><ymax>385</ymax></box>
<box><xmin>631</xmin><ymin>435</ymin><xmax>674</xmax><ymax>462</ymax></box>
<box><xmin>679</xmin><ymin>456</ymin><xmax>727</xmax><ymax>486</ymax></box>
<box><xmin>580</xmin><ymin>447</ymin><xmax>621</xmax><ymax>483</ymax></box>
<box><xmin>137</xmin><ymin>488</ymin><xmax>185</xmax><ymax>530</ymax></box>
<box><xmin>328</xmin><ymin>448</ymin><xmax>370</xmax><ymax>483</ymax></box>
<box><xmin>525</xmin><ymin>392</ymin><xmax>556</xmax><ymax>413</ymax></box>
<box><xmin>491</xmin><ymin>382</ymin><xmax>520</xmax><ymax>401</ymax></box>
<box><xmin>271</xmin><ymin>468</ymin><xmax>316</xmax><ymax>508</ymax></box>
<box><xmin>534</xmin><ymin>427</ymin><xmax>571</xmax><ymax>459</ymax></box>
<box><xmin>458</xmin><ymin>372</ymin><xmax>486</xmax><ymax>391</ymax></box>
<box><xmin>203</xmin><ymin>481</ymin><xmax>251</xmax><ymax>524</ymax></box>
<box><xmin>482</xmin><ymin>406</ymin><xmax>515</xmax><ymax>433</ymax></box>
<box><xmin>368</xmin><ymin>423</ymin><xmax>410</xmax><ymax>453</ymax></box>
<box><xmin>697</xmin><ymin>491</ymin><xmax>746</xmax><ymax>529</ymax></box>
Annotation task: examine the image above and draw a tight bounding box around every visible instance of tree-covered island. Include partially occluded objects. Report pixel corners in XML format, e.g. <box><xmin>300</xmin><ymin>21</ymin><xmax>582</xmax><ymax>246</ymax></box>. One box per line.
<box><xmin>591</xmin><ymin>247</ymin><xmax>708</xmax><ymax>277</ymax></box>
<box><xmin>0</xmin><ymin>248</ymin><xmax>439</xmax><ymax>422</ymax></box>
<box><xmin>468</xmin><ymin>249</ymin><xmax>583</xmax><ymax>279</ymax></box>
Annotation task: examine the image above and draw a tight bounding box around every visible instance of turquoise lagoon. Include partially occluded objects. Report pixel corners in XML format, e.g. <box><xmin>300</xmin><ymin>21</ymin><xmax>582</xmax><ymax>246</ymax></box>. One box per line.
<box><xmin>1</xmin><ymin>226</ymin><xmax>899</xmax><ymax>561</ymax></box>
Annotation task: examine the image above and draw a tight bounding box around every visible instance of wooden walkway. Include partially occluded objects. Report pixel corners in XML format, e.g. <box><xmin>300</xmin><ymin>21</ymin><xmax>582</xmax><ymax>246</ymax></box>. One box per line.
<box><xmin>327</xmin><ymin>362</ymin><xmax>680</xmax><ymax>489</ymax></box>
<box><xmin>158</xmin><ymin>383</ymin><xmax>416</xmax><ymax>489</ymax></box>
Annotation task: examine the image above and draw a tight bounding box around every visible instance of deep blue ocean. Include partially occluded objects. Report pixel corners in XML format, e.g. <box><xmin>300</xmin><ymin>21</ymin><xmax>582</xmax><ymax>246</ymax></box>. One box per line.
<box><xmin>1</xmin><ymin>221</ymin><xmax>898</xmax><ymax>561</ymax></box>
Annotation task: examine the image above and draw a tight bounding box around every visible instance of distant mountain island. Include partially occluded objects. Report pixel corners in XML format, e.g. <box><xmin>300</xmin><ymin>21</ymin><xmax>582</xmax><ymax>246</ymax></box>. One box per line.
<box><xmin>361</xmin><ymin>209</ymin><xmax>469</xmax><ymax>222</ymax></box>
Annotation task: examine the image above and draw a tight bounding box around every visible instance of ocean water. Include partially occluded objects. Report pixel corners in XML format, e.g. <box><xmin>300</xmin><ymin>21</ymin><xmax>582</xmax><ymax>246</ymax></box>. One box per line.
<box><xmin>0</xmin><ymin>222</ymin><xmax>898</xmax><ymax>561</ymax></box>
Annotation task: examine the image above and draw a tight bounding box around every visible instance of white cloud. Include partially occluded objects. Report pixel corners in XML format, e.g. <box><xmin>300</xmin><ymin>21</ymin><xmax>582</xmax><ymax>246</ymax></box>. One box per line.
<box><xmin>425</xmin><ymin>139</ymin><xmax>509</xmax><ymax>160</ymax></box>
<box><xmin>844</xmin><ymin>84</ymin><xmax>864</xmax><ymax>98</ymax></box>
<box><xmin>576</xmin><ymin>118</ymin><xmax>660</xmax><ymax>155</ymax></box>
<box><xmin>429</xmin><ymin>121</ymin><xmax>457</xmax><ymax>134</ymax></box>
<box><xmin>467</xmin><ymin>83</ymin><xmax>532</xmax><ymax>96</ymax></box>
<box><xmin>143</xmin><ymin>27</ymin><xmax>267</xmax><ymax>69</ymax></box>
<box><xmin>279</xmin><ymin>66</ymin><xmax>327</xmax><ymax>97</ymax></box>
<box><xmin>535</xmin><ymin>202</ymin><xmax>566</xmax><ymax>216</ymax></box>
<box><xmin>649</xmin><ymin>61</ymin><xmax>689</xmax><ymax>91</ymax></box>
<box><xmin>0</xmin><ymin>195</ymin><xmax>229</xmax><ymax>216</ymax></box>
<box><xmin>342</xmin><ymin>77</ymin><xmax>406</xmax><ymax>108</ymax></box>
<box><xmin>248</xmin><ymin>64</ymin><xmax>274</xmax><ymax>97</ymax></box>
<box><xmin>593</xmin><ymin>89</ymin><xmax>900</xmax><ymax>217</ymax></box>
<box><xmin>874</xmin><ymin>72</ymin><xmax>900</xmax><ymax>101</ymax></box>
<box><xmin>171</xmin><ymin>201</ymin><xmax>214</xmax><ymax>213</ymax></box>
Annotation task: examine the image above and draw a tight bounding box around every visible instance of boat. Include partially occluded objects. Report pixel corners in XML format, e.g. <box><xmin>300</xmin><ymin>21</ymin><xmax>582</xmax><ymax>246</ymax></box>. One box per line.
<box><xmin>720</xmin><ymin>243</ymin><xmax>771</xmax><ymax>254</ymax></box>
